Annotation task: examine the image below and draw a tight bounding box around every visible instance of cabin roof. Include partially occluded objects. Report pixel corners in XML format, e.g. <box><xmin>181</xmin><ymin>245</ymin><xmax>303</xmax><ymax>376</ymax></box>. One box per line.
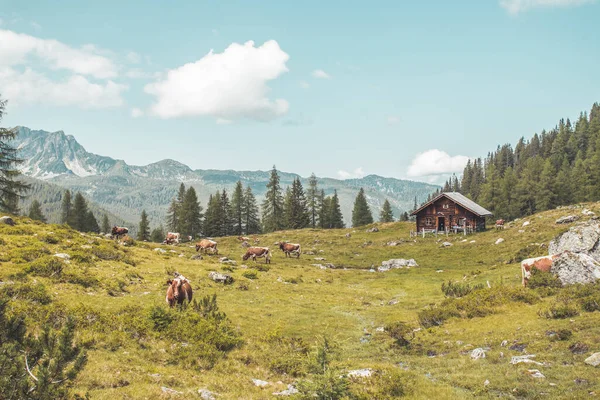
<box><xmin>410</xmin><ymin>192</ymin><xmax>493</xmax><ymax>217</ymax></box>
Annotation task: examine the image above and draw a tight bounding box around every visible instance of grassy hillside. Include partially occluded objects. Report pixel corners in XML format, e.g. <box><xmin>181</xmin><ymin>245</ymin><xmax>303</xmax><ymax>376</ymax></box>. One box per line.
<box><xmin>1</xmin><ymin>203</ymin><xmax>600</xmax><ymax>399</ymax></box>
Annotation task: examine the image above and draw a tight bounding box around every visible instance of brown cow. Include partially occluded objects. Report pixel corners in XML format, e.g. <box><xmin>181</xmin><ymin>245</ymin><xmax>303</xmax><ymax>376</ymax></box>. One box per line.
<box><xmin>521</xmin><ymin>255</ymin><xmax>559</xmax><ymax>287</ymax></box>
<box><xmin>495</xmin><ymin>219</ymin><xmax>505</xmax><ymax>230</ymax></box>
<box><xmin>238</xmin><ymin>236</ymin><xmax>250</xmax><ymax>242</ymax></box>
<box><xmin>242</xmin><ymin>247</ymin><xmax>271</xmax><ymax>264</ymax></box>
<box><xmin>278</xmin><ymin>242</ymin><xmax>301</xmax><ymax>258</ymax></box>
<box><xmin>111</xmin><ymin>226</ymin><xmax>129</xmax><ymax>239</ymax></box>
<box><xmin>165</xmin><ymin>278</ymin><xmax>193</xmax><ymax>307</ymax></box>
<box><xmin>195</xmin><ymin>239</ymin><xmax>218</xmax><ymax>254</ymax></box>
<box><xmin>164</xmin><ymin>232</ymin><xmax>181</xmax><ymax>245</ymax></box>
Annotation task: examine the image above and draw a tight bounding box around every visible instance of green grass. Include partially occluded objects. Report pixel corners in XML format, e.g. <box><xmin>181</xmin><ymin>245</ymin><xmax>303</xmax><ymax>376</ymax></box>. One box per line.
<box><xmin>1</xmin><ymin>204</ymin><xmax>600</xmax><ymax>398</ymax></box>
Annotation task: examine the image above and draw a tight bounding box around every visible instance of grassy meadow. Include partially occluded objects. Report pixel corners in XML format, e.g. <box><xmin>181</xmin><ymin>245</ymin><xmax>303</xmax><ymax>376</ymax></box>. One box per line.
<box><xmin>1</xmin><ymin>203</ymin><xmax>600</xmax><ymax>399</ymax></box>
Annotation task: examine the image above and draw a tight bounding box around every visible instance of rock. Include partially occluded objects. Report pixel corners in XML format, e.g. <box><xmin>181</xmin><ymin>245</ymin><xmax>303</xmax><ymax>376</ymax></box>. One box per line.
<box><xmin>470</xmin><ymin>240</ymin><xmax>476</xmax><ymax>243</ymax></box>
<box><xmin>379</xmin><ymin>259</ymin><xmax>418</xmax><ymax>272</ymax></box>
<box><xmin>523</xmin><ymin>221</ymin><xmax>530</xmax><ymax>227</ymax></box>
<box><xmin>484</xmin><ymin>379</ymin><xmax>490</xmax><ymax>386</ymax></box>
<box><xmin>510</xmin><ymin>355</ymin><xmax>543</xmax><ymax>365</ymax></box>
<box><xmin>208</xmin><ymin>272</ymin><xmax>234</xmax><ymax>284</ymax></box>
<box><xmin>191</xmin><ymin>254</ymin><xmax>203</xmax><ymax>260</ymax></box>
<box><xmin>509</xmin><ymin>343</ymin><xmax>526</xmax><ymax>352</ymax></box>
<box><xmin>53</xmin><ymin>253</ymin><xmax>70</xmax><ymax>260</ymax></box>
<box><xmin>471</xmin><ymin>348</ymin><xmax>486</xmax><ymax>360</ymax></box>
<box><xmin>314</xmin><ymin>257</ymin><xmax>326</xmax><ymax>261</ymax></box>
<box><xmin>388</xmin><ymin>299</ymin><xmax>399</xmax><ymax>305</ymax></box>
<box><xmin>582</xmin><ymin>209</ymin><xmax>595</xmax><ymax>216</ymax></box>
<box><xmin>0</xmin><ymin>216</ymin><xmax>15</xmax><ymax>226</ymax></box>
<box><xmin>345</xmin><ymin>233</ymin><xmax>352</xmax><ymax>238</ymax></box>
<box><xmin>441</xmin><ymin>242</ymin><xmax>453</xmax><ymax>247</ymax></box>
<box><xmin>556</xmin><ymin>215</ymin><xmax>579</xmax><ymax>224</ymax></box>
<box><xmin>527</xmin><ymin>369</ymin><xmax>546</xmax><ymax>379</ymax></box>
<box><xmin>436</xmin><ymin>270</ymin><xmax>444</xmax><ymax>273</ymax></box>
<box><xmin>569</xmin><ymin>343</ymin><xmax>589</xmax><ymax>354</ymax></box>
<box><xmin>198</xmin><ymin>388</ymin><xmax>217</xmax><ymax>400</ymax></box>
<box><xmin>161</xmin><ymin>386</ymin><xmax>182</xmax><ymax>394</ymax></box>
<box><xmin>347</xmin><ymin>368</ymin><xmax>373</xmax><ymax>378</ymax></box>
<box><xmin>80</xmin><ymin>245</ymin><xmax>92</xmax><ymax>249</ymax></box>
<box><xmin>219</xmin><ymin>257</ymin><xmax>237</xmax><ymax>265</ymax></box>
<box><xmin>584</xmin><ymin>352</ymin><xmax>600</xmax><ymax>367</ymax></box>
<box><xmin>154</xmin><ymin>248</ymin><xmax>166</xmax><ymax>254</ymax></box>
<box><xmin>386</xmin><ymin>241</ymin><xmax>404</xmax><ymax>246</ymax></box>
<box><xmin>549</xmin><ymin>221</ymin><xmax>600</xmax><ymax>262</ymax></box>
<box><xmin>365</xmin><ymin>227</ymin><xmax>379</xmax><ymax>233</ymax></box>
<box><xmin>501</xmin><ymin>340</ymin><xmax>508</xmax><ymax>347</ymax></box>
<box><xmin>375</xmin><ymin>326</ymin><xmax>385</xmax><ymax>332</ymax></box>
<box><xmin>241</xmin><ymin>241</ymin><xmax>250</xmax><ymax>248</ymax></box>
<box><xmin>252</xmin><ymin>379</ymin><xmax>270</xmax><ymax>387</ymax></box>
<box><xmin>304</xmin><ymin>251</ymin><xmax>315</xmax><ymax>255</ymax></box>
<box><xmin>518</xmin><ymin>230</ymin><xmax>525</xmax><ymax>233</ymax></box>
<box><xmin>495</xmin><ymin>238</ymin><xmax>505</xmax><ymax>245</ymax></box>
<box><xmin>551</xmin><ymin>251</ymin><xmax>600</xmax><ymax>285</ymax></box>
<box><xmin>273</xmin><ymin>385</ymin><xmax>299</xmax><ymax>396</ymax></box>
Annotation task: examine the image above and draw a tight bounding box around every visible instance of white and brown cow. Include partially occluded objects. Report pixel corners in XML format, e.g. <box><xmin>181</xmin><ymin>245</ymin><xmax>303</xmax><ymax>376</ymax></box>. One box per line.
<box><xmin>495</xmin><ymin>219</ymin><xmax>505</xmax><ymax>230</ymax></box>
<box><xmin>165</xmin><ymin>278</ymin><xmax>193</xmax><ymax>307</ymax></box>
<box><xmin>521</xmin><ymin>254</ymin><xmax>559</xmax><ymax>287</ymax></box>
<box><xmin>111</xmin><ymin>226</ymin><xmax>129</xmax><ymax>239</ymax></box>
<box><xmin>195</xmin><ymin>239</ymin><xmax>218</xmax><ymax>255</ymax></box>
<box><xmin>164</xmin><ymin>232</ymin><xmax>181</xmax><ymax>245</ymax></box>
<box><xmin>278</xmin><ymin>242</ymin><xmax>301</xmax><ymax>258</ymax></box>
<box><xmin>242</xmin><ymin>247</ymin><xmax>272</xmax><ymax>264</ymax></box>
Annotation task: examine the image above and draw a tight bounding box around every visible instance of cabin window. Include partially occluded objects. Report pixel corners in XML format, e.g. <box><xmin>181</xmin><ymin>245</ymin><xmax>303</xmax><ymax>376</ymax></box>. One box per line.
<box><xmin>442</xmin><ymin>203</ymin><xmax>450</xmax><ymax>209</ymax></box>
<box><xmin>425</xmin><ymin>217</ymin><xmax>433</xmax><ymax>226</ymax></box>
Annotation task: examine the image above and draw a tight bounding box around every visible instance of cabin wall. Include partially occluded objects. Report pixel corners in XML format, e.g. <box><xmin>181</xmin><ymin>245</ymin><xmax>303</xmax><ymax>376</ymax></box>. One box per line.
<box><xmin>414</xmin><ymin>198</ymin><xmax>486</xmax><ymax>232</ymax></box>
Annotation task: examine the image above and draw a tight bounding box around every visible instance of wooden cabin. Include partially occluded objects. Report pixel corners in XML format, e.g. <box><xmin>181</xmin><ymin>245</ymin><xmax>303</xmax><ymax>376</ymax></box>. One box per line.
<box><xmin>410</xmin><ymin>192</ymin><xmax>492</xmax><ymax>234</ymax></box>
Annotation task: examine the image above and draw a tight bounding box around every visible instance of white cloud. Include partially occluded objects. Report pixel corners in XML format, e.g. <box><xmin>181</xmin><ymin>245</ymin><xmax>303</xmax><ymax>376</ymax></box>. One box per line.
<box><xmin>144</xmin><ymin>40</ymin><xmax>290</xmax><ymax>121</ymax></box>
<box><xmin>30</xmin><ymin>21</ymin><xmax>42</xmax><ymax>31</ymax></box>
<box><xmin>131</xmin><ymin>107</ymin><xmax>144</xmax><ymax>118</ymax></box>
<box><xmin>300</xmin><ymin>81</ymin><xmax>310</xmax><ymax>89</ymax></box>
<box><xmin>312</xmin><ymin>69</ymin><xmax>330</xmax><ymax>79</ymax></box>
<box><xmin>407</xmin><ymin>149</ymin><xmax>470</xmax><ymax>179</ymax></box>
<box><xmin>0</xmin><ymin>29</ymin><xmax>118</xmax><ymax>79</ymax></box>
<box><xmin>0</xmin><ymin>67</ymin><xmax>127</xmax><ymax>108</ymax></box>
<box><xmin>500</xmin><ymin>0</ymin><xmax>595</xmax><ymax>13</ymax></box>
<box><xmin>126</xmin><ymin>51</ymin><xmax>141</xmax><ymax>64</ymax></box>
<box><xmin>387</xmin><ymin>116</ymin><xmax>400</xmax><ymax>125</ymax></box>
<box><xmin>338</xmin><ymin>167</ymin><xmax>366</xmax><ymax>180</ymax></box>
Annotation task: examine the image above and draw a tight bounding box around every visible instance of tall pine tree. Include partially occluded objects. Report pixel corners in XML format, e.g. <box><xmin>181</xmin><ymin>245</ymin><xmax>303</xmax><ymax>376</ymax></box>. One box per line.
<box><xmin>379</xmin><ymin>199</ymin><xmax>394</xmax><ymax>223</ymax></box>
<box><xmin>351</xmin><ymin>188</ymin><xmax>373</xmax><ymax>227</ymax></box>
<box><xmin>71</xmin><ymin>192</ymin><xmax>89</xmax><ymax>231</ymax></box>
<box><xmin>138</xmin><ymin>210</ymin><xmax>150</xmax><ymax>241</ymax></box>
<box><xmin>60</xmin><ymin>190</ymin><xmax>72</xmax><ymax>224</ymax></box>
<box><xmin>102</xmin><ymin>214</ymin><xmax>110</xmax><ymax>234</ymax></box>
<box><xmin>181</xmin><ymin>187</ymin><xmax>203</xmax><ymax>238</ymax></box>
<box><xmin>261</xmin><ymin>166</ymin><xmax>285</xmax><ymax>232</ymax></box>
<box><xmin>28</xmin><ymin>200</ymin><xmax>46</xmax><ymax>222</ymax></box>
<box><xmin>242</xmin><ymin>186</ymin><xmax>261</xmax><ymax>234</ymax></box>
<box><xmin>231</xmin><ymin>181</ymin><xmax>244</xmax><ymax>236</ymax></box>
<box><xmin>307</xmin><ymin>173</ymin><xmax>319</xmax><ymax>228</ymax></box>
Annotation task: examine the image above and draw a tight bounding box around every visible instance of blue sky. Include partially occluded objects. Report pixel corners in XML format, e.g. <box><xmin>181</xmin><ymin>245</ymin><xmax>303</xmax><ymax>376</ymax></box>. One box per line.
<box><xmin>0</xmin><ymin>0</ymin><xmax>599</xmax><ymax>183</ymax></box>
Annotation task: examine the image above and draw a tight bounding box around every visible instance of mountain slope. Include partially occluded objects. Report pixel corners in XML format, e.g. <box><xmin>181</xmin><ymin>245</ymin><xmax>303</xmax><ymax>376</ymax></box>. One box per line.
<box><xmin>11</xmin><ymin>126</ymin><xmax>438</xmax><ymax>226</ymax></box>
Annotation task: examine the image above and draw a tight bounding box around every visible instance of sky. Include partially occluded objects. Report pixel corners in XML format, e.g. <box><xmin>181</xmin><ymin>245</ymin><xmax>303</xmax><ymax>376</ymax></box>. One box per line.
<box><xmin>0</xmin><ymin>0</ymin><xmax>599</xmax><ymax>184</ymax></box>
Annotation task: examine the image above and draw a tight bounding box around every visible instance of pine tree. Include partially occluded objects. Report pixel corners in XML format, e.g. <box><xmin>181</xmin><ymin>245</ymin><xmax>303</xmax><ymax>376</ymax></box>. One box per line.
<box><xmin>318</xmin><ymin>190</ymin><xmax>329</xmax><ymax>228</ymax></box>
<box><xmin>351</xmin><ymin>188</ymin><xmax>373</xmax><ymax>227</ymax></box>
<box><xmin>0</xmin><ymin>97</ymin><xmax>29</xmax><ymax>213</ymax></box>
<box><xmin>329</xmin><ymin>191</ymin><xmax>345</xmax><ymax>229</ymax></box>
<box><xmin>28</xmin><ymin>200</ymin><xmax>46</xmax><ymax>222</ymax></box>
<box><xmin>261</xmin><ymin>165</ymin><xmax>285</xmax><ymax>232</ymax></box>
<box><xmin>60</xmin><ymin>190</ymin><xmax>72</xmax><ymax>224</ymax></box>
<box><xmin>231</xmin><ymin>181</ymin><xmax>244</xmax><ymax>236</ymax></box>
<box><xmin>203</xmin><ymin>193</ymin><xmax>222</xmax><ymax>237</ymax></box>
<box><xmin>399</xmin><ymin>211</ymin><xmax>409</xmax><ymax>221</ymax></box>
<box><xmin>307</xmin><ymin>173</ymin><xmax>319</xmax><ymax>228</ymax></box>
<box><xmin>150</xmin><ymin>224</ymin><xmax>165</xmax><ymax>243</ymax></box>
<box><xmin>379</xmin><ymin>199</ymin><xmax>394</xmax><ymax>223</ymax></box>
<box><xmin>138</xmin><ymin>210</ymin><xmax>150</xmax><ymax>241</ymax></box>
<box><xmin>71</xmin><ymin>192</ymin><xmax>89</xmax><ymax>231</ymax></box>
<box><xmin>282</xmin><ymin>186</ymin><xmax>293</xmax><ymax>229</ymax></box>
<box><xmin>555</xmin><ymin>159</ymin><xmax>573</xmax><ymax>206</ymax></box>
<box><xmin>181</xmin><ymin>187</ymin><xmax>203</xmax><ymax>238</ymax></box>
<box><xmin>166</xmin><ymin>198</ymin><xmax>179</xmax><ymax>232</ymax></box>
<box><xmin>242</xmin><ymin>186</ymin><xmax>261</xmax><ymax>234</ymax></box>
<box><xmin>219</xmin><ymin>189</ymin><xmax>233</xmax><ymax>236</ymax></box>
<box><xmin>536</xmin><ymin>159</ymin><xmax>557</xmax><ymax>211</ymax></box>
<box><xmin>285</xmin><ymin>178</ymin><xmax>310</xmax><ymax>230</ymax></box>
<box><xmin>85</xmin><ymin>211</ymin><xmax>100</xmax><ymax>233</ymax></box>
<box><xmin>102</xmin><ymin>214</ymin><xmax>110</xmax><ymax>234</ymax></box>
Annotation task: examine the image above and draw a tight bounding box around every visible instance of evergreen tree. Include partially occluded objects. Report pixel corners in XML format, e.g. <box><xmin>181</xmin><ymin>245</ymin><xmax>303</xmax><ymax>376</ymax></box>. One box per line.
<box><xmin>166</xmin><ymin>198</ymin><xmax>179</xmax><ymax>232</ymax></box>
<box><xmin>28</xmin><ymin>199</ymin><xmax>46</xmax><ymax>222</ymax></box>
<box><xmin>286</xmin><ymin>178</ymin><xmax>310</xmax><ymax>229</ymax></box>
<box><xmin>0</xmin><ymin>97</ymin><xmax>29</xmax><ymax>214</ymax></box>
<box><xmin>203</xmin><ymin>193</ymin><xmax>222</xmax><ymax>237</ymax></box>
<box><xmin>261</xmin><ymin>165</ymin><xmax>285</xmax><ymax>232</ymax></box>
<box><xmin>71</xmin><ymin>192</ymin><xmax>89</xmax><ymax>231</ymax></box>
<box><xmin>181</xmin><ymin>187</ymin><xmax>203</xmax><ymax>238</ymax></box>
<box><xmin>85</xmin><ymin>211</ymin><xmax>100</xmax><ymax>233</ymax></box>
<box><xmin>102</xmin><ymin>214</ymin><xmax>110</xmax><ymax>234</ymax></box>
<box><xmin>150</xmin><ymin>224</ymin><xmax>166</xmax><ymax>243</ymax></box>
<box><xmin>231</xmin><ymin>181</ymin><xmax>244</xmax><ymax>236</ymax></box>
<box><xmin>351</xmin><ymin>188</ymin><xmax>373</xmax><ymax>227</ymax></box>
<box><xmin>535</xmin><ymin>159</ymin><xmax>558</xmax><ymax>211</ymax></box>
<box><xmin>220</xmin><ymin>189</ymin><xmax>233</xmax><ymax>236</ymax></box>
<box><xmin>555</xmin><ymin>159</ymin><xmax>573</xmax><ymax>206</ymax></box>
<box><xmin>60</xmin><ymin>190</ymin><xmax>72</xmax><ymax>224</ymax></box>
<box><xmin>282</xmin><ymin>186</ymin><xmax>293</xmax><ymax>229</ymax></box>
<box><xmin>138</xmin><ymin>209</ymin><xmax>150</xmax><ymax>241</ymax></box>
<box><xmin>242</xmin><ymin>186</ymin><xmax>261</xmax><ymax>234</ymax></box>
<box><xmin>379</xmin><ymin>199</ymin><xmax>394</xmax><ymax>223</ymax></box>
<box><xmin>307</xmin><ymin>173</ymin><xmax>319</xmax><ymax>228</ymax></box>
<box><xmin>318</xmin><ymin>190</ymin><xmax>329</xmax><ymax>228</ymax></box>
<box><xmin>399</xmin><ymin>211</ymin><xmax>409</xmax><ymax>221</ymax></box>
<box><xmin>328</xmin><ymin>191</ymin><xmax>345</xmax><ymax>229</ymax></box>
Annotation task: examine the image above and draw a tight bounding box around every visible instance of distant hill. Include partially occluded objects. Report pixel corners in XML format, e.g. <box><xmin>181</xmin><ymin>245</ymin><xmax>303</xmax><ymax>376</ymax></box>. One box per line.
<box><xmin>11</xmin><ymin>126</ymin><xmax>438</xmax><ymax>227</ymax></box>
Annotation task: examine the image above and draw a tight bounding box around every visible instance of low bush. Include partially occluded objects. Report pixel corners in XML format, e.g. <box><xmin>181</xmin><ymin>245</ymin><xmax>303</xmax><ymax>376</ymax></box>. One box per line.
<box><xmin>539</xmin><ymin>301</ymin><xmax>579</xmax><ymax>319</ymax></box>
<box><xmin>26</xmin><ymin>256</ymin><xmax>65</xmax><ymax>277</ymax></box>
<box><xmin>0</xmin><ymin>281</ymin><xmax>52</xmax><ymax>304</ymax></box>
<box><xmin>350</xmin><ymin>369</ymin><xmax>406</xmax><ymax>400</ymax></box>
<box><xmin>510</xmin><ymin>244</ymin><xmax>546</xmax><ymax>263</ymax></box>
<box><xmin>254</xmin><ymin>264</ymin><xmax>270</xmax><ymax>272</ymax></box>
<box><xmin>385</xmin><ymin>321</ymin><xmax>413</xmax><ymax>347</ymax></box>
<box><xmin>528</xmin><ymin>268</ymin><xmax>562</xmax><ymax>289</ymax></box>
<box><xmin>441</xmin><ymin>280</ymin><xmax>484</xmax><ymax>298</ymax></box>
<box><xmin>10</xmin><ymin>244</ymin><xmax>51</xmax><ymax>263</ymax></box>
<box><xmin>242</xmin><ymin>271</ymin><xmax>258</xmax><ymax>280</ymax></box>
<box><xmin>41</xmin><ymin>234</ymin><xmax>60</xmax><ymax>244</ymax></box>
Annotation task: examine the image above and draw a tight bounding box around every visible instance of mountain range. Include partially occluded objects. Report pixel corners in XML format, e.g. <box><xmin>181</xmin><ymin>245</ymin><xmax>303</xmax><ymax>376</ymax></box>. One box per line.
<box><xmin>12</xmin><ymin>126</ymin><xmax>438</xmax><ymax>228</ymax></box>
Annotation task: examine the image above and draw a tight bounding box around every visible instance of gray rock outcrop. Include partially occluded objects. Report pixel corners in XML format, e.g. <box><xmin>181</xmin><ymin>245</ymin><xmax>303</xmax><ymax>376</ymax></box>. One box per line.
<box><xmin>552</xmin><ymin>251</ymin><xmax>600</xmax><ymax>285</ymax></box>
<box><xmin>549</xmin><ymin>221</ymin><xmax>600</xmax><ymax>261</ymax></box>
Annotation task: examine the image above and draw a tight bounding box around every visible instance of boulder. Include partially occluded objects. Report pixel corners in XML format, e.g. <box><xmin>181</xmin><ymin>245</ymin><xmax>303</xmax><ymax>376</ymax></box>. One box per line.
<box><xmin>582</xmin><ymin>209</ymin><xmax>596</xmax><ymax>216</ymax></box>
<box><xmin>208</xmin><ymin>272</ymin><xmax>234</xmax><ymax>284</ymax></box>
<box><xmin>549</xmin><ymin>221</ymin><xmax>600</xmax><ymax>261</ymax></box>
<box><xmin>345</xmin><ymin>233</ymin><xmax>352</xmax><ymax>238</ymax></box>
<box><xmin>219</xmin><ymin>257</ymin><xmax>237</xmax><ymax>266</ymax></box>
<box><xmin>523</xmin><ymin>221</ymin><xmax>530</xmax><ymax>227</ymax></box>
<box><xmin>365</xmin><ymin>227</ymin><xmax>379</xmax><ymax>233</ymax></box>
<box><xmin>198</xmin><ymin>388</ymin><xmax>217</xmax><ymax>400</ymax></box>
<box><xmin>0</xmin><ymin>216</ymin><xmax>15</xmax><ymax>226</ymax></box>
<box><xmin>53</xmin><ymin>253</ymin><xmax>71</xmax><ymax>260</ymax></box>
<box><xmin>495</xmin><ymin>238</ymin><xmax>505</xmax><ymax>245</ymax></box>
<box><xmin>441</xmin><ymin>242</ymin><xmax>453</xmax><ymax>248</ymax></box>
<box><xmin>471</xmin><ymin>348</ymin><xmax>486</xmax><ymax>360</ymax></box>
<box><xmin>347</xmin><ymin>368</ymin><xmax>373</xmax><ymax>378</ymax></box>
<box><xmin>273</xmin><ymin>385</ymin><xmax>299</xmax><ymax>396</ymax></box>
<box><xmin>161</xmin><ymin>386</ymin><xmax>182</xmax><ymax>394</ymax></box>
<box><xmin>190</xmin><ymin>254</ymin><xmax>203</xmax><ymax>261</ymax></box>
<box><xmin>556</xmin><ymin>215</ymin><xmax>578</xmax><ymax>224</ymax></box>
<box><xmin>526</xmin><ymin>369</ymin><xmax>545</xmax><ymax>379</ymax></box>
<box><xmin>510</xmin><ymin>355</ymin><xmax>542</xmax><ymax>366</ymax></box>
<box><xmin>154</xmin><ymin>248</ymin><xmax>166</xmax><ymax>254</ymax></box>
<box><xmin>252</xmin><ymin>379</ymin><xmax>270</xmax><ymax>387</ymax></box>
<box><xmin>551</xmin><ymin>251</ymin><xmax>600</xmax><ymax>285</ymax></box>
<box><xmin>584</xmin><ymin>352</ymin><xmax>600</xmax><ymax>367</ymax></box>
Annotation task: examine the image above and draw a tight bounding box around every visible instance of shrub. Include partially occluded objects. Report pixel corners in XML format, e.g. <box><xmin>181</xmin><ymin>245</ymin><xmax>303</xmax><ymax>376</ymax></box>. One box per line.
<box><xmin>557</xmin><ymin>329</ymin><xmax>573</xmax><ymax>341</ymax></box>
<box><xmin>41</xmin><ymin>234</ymin><xmax>60</xmax><ymax>244</ymax></box>
<box><xmin>254</xmin><ymin>264</ymin><xmax>271</xmax><ymax>272</ymax></box>
<box><xmin>528</xmin><ymin>268</ymin><xmax>562</xmax><ymax>289</ymax></box>
<box><xmin>26</xmin><ymin>256</ymin><xmax>65</xmax><ymax>277</ymax></box>
<box><xmin>385</xmin><ymin>321</ymin><xmax>413</xmax><ymax>347</ymax></box>
<box><xmin>418</xmin><ymin>306</ymin><xmax>459</xmax><ymax>328</ymax></box>
<box><xmin>242</xmin><ymin>271</ymin><xmax>258</xmax><ymax>280</ymax></box>
<box><xmin>580</xmin><ymin>295</ymin><xmax>600</xmax><ymax>312</ymax></box>
<box><xmin>350</xmin><ymin>369</ymin><xmax>405</xmax><ymax>400</ymax></box>
<box><xmin>0</xmin><ymin>281</ymin><xmax>52</xmax><ymax>304</ymax></box>
<box><xmin>510</xmin><ymin>244</ymin><xmax>546</xmax><ymax>263</ymax></box>
<box><xmin>149</xmin><ymin>306</ymin><xmax>174</xmax><ymax>331</ymax></box>
<box><xmin>237</xmin><ymin>282</ymin><xmax>249</xmax><ymax>291</ymax></box>
<box><xmin>60</xmin><ymin>271</ymin><xmax>100</xmax><ymax>288</ymax></box>
<box><xmin>441</xmin><ymin>280</ymin><xmax>484</xmax><ymax>298</ymax></box>
<box><xmin>11</xmin><ymin>245</ymin><xmax>51</xmax><ymax>262</ymax></box>
<box><xmin>539</xmin><ymin>302</ymin><xmax>579</xmax><ymax>319</ymax></box>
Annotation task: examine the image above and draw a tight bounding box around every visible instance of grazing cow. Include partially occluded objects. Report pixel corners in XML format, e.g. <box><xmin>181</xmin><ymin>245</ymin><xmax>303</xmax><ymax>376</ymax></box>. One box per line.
<box><xmin>195</xmin><ymin>239</ymin><xmax>218</xmax><ymax>255</ymax></box>
<box><xmin>238</xmin><ymin>236</ymin><xmax>250</xmax><ymax>242</ymax></box>
<box><xmin>278</xmin><ymin>242</ymin><xmax>301</xmax><ymax>258</ymax></box>
<box><xmin>242</xmin><ymin>247</ymin><xmax>272</xmax><ymax>264</ymax></box>
<box><xmin>111</xmin><ymin>226</ymin><xmax>129</xmax><ymax>239</ymax></box>
<box><xmin>164</xmin><ymin>232</ymin><xmax>181</xmax><ymax>245</ymax></box>
<box><xmin>521</xmin><ymin>255</ymin><xmax>559</xmax><ymax>287</ymax></box>
<box><xmin>495</xmin><ymin>219</ymin><xmax>505</xmax><ymax>230</ymax></box>
<box><xmin>165</xmin><ymin>278</ymin><xmax>193</xmax><ymax>307</ymax></box>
